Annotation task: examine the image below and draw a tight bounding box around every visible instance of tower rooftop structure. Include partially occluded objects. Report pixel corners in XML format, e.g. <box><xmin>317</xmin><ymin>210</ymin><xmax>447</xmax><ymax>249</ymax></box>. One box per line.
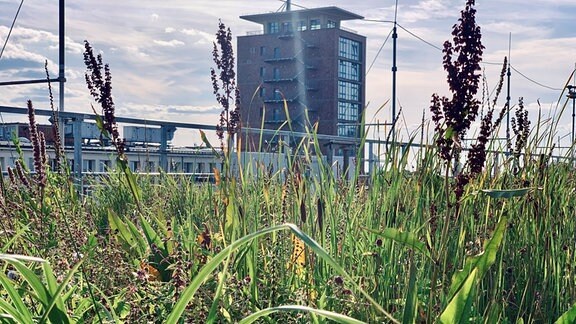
<box><xmin>237</xmin><ymin>5</ymin><xmax>366</xmax><ymax>159</ymax></box>
<box><xmin>240</xmin><ymin>6</ymin><xmax>364</xmax><ymax>25</ymax></box>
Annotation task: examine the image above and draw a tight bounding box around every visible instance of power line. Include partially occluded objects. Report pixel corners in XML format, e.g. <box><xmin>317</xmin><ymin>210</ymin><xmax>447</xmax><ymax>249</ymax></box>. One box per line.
<box><xmin>510</xmin><ymin>65</ymin><xmax>563</xmax><ymax>91</ymax></box>
<box><xmin>396</xmin><ymin>23</ymin><xmax>443</xmax><ymax>51</ymax></box>
<box><xmin>366</xmin><ymin>27</ymin><xmax>393</xmax><ymax>75</ymax></box>
<box><xmin>0</xmin><ymin>0</ymin><xmax>25</xmax><ymax>62</ymax></box>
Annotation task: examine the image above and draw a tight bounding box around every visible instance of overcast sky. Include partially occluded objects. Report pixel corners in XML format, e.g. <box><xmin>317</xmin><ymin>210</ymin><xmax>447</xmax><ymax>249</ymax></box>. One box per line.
<box><xmin>0</xmin><ymin>0</ymin><xmax>575</xmax><ymax>147</ymax></box>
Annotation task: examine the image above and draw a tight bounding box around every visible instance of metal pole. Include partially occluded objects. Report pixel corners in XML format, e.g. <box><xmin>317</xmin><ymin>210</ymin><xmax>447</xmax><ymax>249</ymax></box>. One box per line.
<box><xmin>391</xmin><ymin>0</ymin><xmax>399</xmax><ymax>144</ymax></box>
<box><xmin>59</xmin><ymin>0</ymin><xmax>65</xmax><ymax>113</ymax></box>
<box><xmin>391</xmin><ymin>23</ymin><xmax>397</xmax><ymax>142</ymax></box>
<box><xmin>506</xmin><ymin>33</ymin><xmax>511</xmax><ymax>155</ymax></box>
<box><xmin>73</xmin><ymin>118</ymin><xmax>83</xmax><ymax>186</ymax></box>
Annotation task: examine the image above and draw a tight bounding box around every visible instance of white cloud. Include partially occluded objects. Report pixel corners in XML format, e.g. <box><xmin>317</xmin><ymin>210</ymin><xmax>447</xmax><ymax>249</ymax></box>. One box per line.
<box><xmin>152</xmin><ymin>39</ymin><xmax>185</xmax><ymax>47</ymax></box>
<box><xmin>165</xmin><ymin>27</ymin><xmax>176</xmax><ymax>33</ymax></box>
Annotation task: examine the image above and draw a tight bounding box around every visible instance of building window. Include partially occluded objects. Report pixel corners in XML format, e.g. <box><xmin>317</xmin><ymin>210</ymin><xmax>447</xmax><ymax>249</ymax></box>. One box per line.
<box><xmin>250</xmin><ymin>47</ymin><xmax>256</xmax><ymax>55</ymax></box>
<box><xmin>184</xmin><ymin>162</ymin><xmax>194</xmax><ymax>173</ymax></box>
<box><xmin>273</xmin><ymin>47</ymin><xmax>280</xmax><ymax>58</ymax></box>
<box><xmin>339</xmin><ymin>60</ymin><xmax>360</xmax><ymax>81</ymax></box>
<box><xmin>273</xmin><ymin>67</ymin><xmax>280</xmax><ymax>80</ymax></box>
<box><xmin>83</xmin><ymin>159</ymin><xmax>95</xmax><ymax>172</ymax></box>
<box><xmin>130</xmin><ymin>161</ymin><xmax>140</xmax><ymax>172</ymax></box>
<box><xmin>338</xmin><ymin>81</ymin><xmax>360</xmax><ymax>101</ymax></box>
<box><xmin>259</xmin><ymin>87</ymin><xmax>266</xmax><ymax>98</ymax></box>
<box><xmin>327</xmin><ymin>20</ymin><xmax>336</xmax><ymax>28</ymax></box>
<box><xmin>338</xmin><ymin>125</ymin><xmax>357</xmax><ymax>137</ymax></box>
<box><xmin>281</xmin><ymin>22</ymin><xmax>292</xmax><ymax>33</ymax></box>
<box><xmin>268</xmin><ymin>22</ymin><xmax>280</xmax><ymax>34</ymax></box>
<box><xmin>297</xmin><ymin>20</ymin><xmax>307</xmax><ymax>31</ymax></box>
<box><xmin>146</xmin><ymin>161</ymin><xmax>155</xmax><ymax>172</ymax></box>
<box><xmin>310</xmin><ymin>19</ymin><xmax>321</xmax><ymax>30</ymax></box>
<box><xmin>339</xmin><ymin>37</ymin><xmax>361</xmax><ymax>61</ymax></box>
<box><xmin>260</xmin><ymin>66</ymin><xmax>266</xmax><ymax>78</ymax></box>
<box><xmin>171</xmin><ymin>161</ymin><xmax>182</xmax><ymax>172</ymax></box>
<box><xmin>274</xmin><ymin>89</ymin><xmax>282</xmax><ymax>100</ymax></box>
<box><xmin>197</xmin><ymin>162</ymin><xmax>204</xmax><ymax>173</ymax></box>
<box><xmin>272</xmin><ymin>108</ymin><xmax>281</xmax><ymax>121</ymax></box>
<box><xmin>338</xmin><ymin>101</ymin><xmax>360</xmax><ymax>122</ymax></box>
<box><xmin>260</xmin><ymin>46</ymin><xmax>266</xmax><ymax>56</ymax></box>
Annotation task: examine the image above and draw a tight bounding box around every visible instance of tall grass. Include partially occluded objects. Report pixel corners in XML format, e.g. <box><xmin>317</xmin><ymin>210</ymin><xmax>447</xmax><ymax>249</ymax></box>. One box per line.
<box><xmin>1</xmin><ymin>1</ymin><xmax>576</xmax><ymax>323</ymax></box>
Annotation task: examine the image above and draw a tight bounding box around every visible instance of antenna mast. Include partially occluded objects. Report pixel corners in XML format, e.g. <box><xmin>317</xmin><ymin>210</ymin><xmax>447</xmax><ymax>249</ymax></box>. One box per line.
<box><xmin>286</xmin><ymin>0</ymin><xmax>291</xmax><ymax>11</ymax></box>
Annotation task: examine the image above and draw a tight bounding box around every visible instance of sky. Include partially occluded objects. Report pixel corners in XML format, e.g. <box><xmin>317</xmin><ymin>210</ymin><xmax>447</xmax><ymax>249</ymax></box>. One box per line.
<box><xmin>0</xmin><ymin>0</ymin><xmax>575</xmax><ymax>148</ymax></box>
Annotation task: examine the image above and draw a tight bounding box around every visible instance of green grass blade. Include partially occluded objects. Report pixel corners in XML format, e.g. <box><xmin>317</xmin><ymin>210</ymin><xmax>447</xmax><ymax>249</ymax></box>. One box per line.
<box><xmin>0</xmin><ymin>254</ymin><xmax>45</xmax><ymax>263</ymax></box>
<box><xmin>479</xmin><ymin>188</ymin><xmax>531</xmax><ymax>199</ymax></box>
<box><xmin>402</xmin><ymin>256</ymin><xmax>418</xmax><ymax>324</ymax></box>
<box><xmin>39</xmin><ymin>260</ymin><xmax>84</xmax><ymax>324</ymax></box>
<box><xmin>5</xmin><ymin>259</ymin><xmax>50</xmax><ymax>306</ymax></box>
<box><xmin>238</xmin><ymin>305</ymin><xmax>367</xmax><ymax>324</ymax></box>
<box><xmin>439</xmin><ymin>268</ymin><xmax>478</xmax><ymax>324</ymax></box>
<box><xmin>448</xmin><ymin>216</ymin><xmax>507</xmax><ymax>298</ymax></box>
<box><xmin>0</xmin><ymin>297</ymin><xmax>24</xmax><ymax>324</ymax></box>
<box><xmin>0</xmin><ymin>272</ymin><xmax>32</xmax><ymax>323</ymax></box>
<box><xmin>108</xmin><ymin>209</ymin><xmax>144</xmax><ymax>258</ymax></box>
<box><xmin>362</xmin><ymin>227</ymin><xmax>431</xmax><ymax>259</ymax></box>
<box><xmin>118</xmin><ymin>159</ymin><xmax>142</xmax><ymax>204</ymax></box>
<box><xmin>40</xmin><ymin>261</ymin><xmax>70</xmax><ymax>324</ymax></box>
<box><xmin>555</xmin><ymin>303</ymin><xmax>576</xmax><ymax>324</ymax></box>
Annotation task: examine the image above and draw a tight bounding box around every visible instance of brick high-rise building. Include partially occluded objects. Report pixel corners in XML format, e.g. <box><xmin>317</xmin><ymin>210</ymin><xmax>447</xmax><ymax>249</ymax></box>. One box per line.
<box><xmin>237</xmin><ymin>6</ymin><xmax>365</xmax><ymax>154</ymax></box>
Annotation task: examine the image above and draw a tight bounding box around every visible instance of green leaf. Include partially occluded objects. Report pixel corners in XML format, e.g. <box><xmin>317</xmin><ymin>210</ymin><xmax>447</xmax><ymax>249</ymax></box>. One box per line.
<box><xmin>40</xmin><ymin>260</ymin><xmax>83</xmax><ymax>324</ymax></box>
<box><xmin>0</xmin><ymin>254</ymin><xmax>45</xmax><ymax>263</ymax></box>
<box><xmin>5</xmin><ymin>259</ymin><xmax>50</xmax><ymax>306</ymax></box>
<box><xmin>363</xmin><ymin>227</ymin><xmax>431</xmax><ymax>259</ymax></box>
<box><xmin>239</xmin><ymin>305</ymin><xmax>367</xmax><ymax>324</ymax></box>
<box><xmin>439</xmin><ymin>268</ymin><xmax>478</xmax><ymax>324</ymax></box>
<box><xmin>41</xmin><ymin>261</ymin><xmax>69</xmax><ymax>324</ymax></box>
<box><xmin>108</xmin><ymin>209</ymin><xmax>145</xmax><ymax>258</ymax></box>
<box><xmin>0</xmin><ymin>297</ymin><xmax>24</xmax><ymax>324</ymax></box>
<box><xmin>480</xmin><ymin>188</ymin><xmax>532</xmax><ymax>199</ymax></box>
<box><xmin>402</xmin><ymin>257</ymin><xmax>418</xmax><ymax>324</ymax></box>
<box><xmin>448</xmin><ymin>217</ymin><xmax>507</xmax><ymax>298</ymax></box>
<box><xmin>444</xmin><ymin>126</ymin><xmax>454</xmax><ymax>140</ymax></box>
<box><xmin>0</xmin><ymin>272</ymin><xmax>33</xmax><ymax>323</ymax></box>
<box><xmin>119</xmin><ymin>159</ymin><xmax>142</xmax><ymax>204</ymax></box>
<box><xmin>94</xmin><ymin>113</ymin><xmax>110</xmax><ymax>139</ymax></box>
<box><xmin>555</xmin><ymin>303</ymin><xmax>576</xmax><ymax>324</ymax></box>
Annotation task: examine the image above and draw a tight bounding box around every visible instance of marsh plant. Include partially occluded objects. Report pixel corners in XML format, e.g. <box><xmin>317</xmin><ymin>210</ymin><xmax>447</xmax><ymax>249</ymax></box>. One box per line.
<box><xmin>0</xmin><ymin>1</ymin><xmax>576</xmax><ymax>323</ymax></box>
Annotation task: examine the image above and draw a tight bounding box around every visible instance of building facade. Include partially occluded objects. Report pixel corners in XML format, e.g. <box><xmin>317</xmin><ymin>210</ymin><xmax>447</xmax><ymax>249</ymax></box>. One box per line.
<box><xmin>237</xmin><ymin>6</ymin><xmax>366</xmax><ymax>155</ymax></box>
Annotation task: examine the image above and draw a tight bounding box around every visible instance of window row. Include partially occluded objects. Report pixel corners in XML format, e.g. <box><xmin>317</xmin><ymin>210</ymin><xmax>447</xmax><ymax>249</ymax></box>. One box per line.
<box><xmin>339</xmin><ymin>37</ymin><xmax>361</xmax><ymax>61</ymax></box>
<box><xmin>260</xmin><ymin>67</ymin><xmax>283</xmax><ymax>79</ymax></box>
<box><xmin>267</xmin><ymin>19</ymin><xmax>337</xmax><ymax>34</ymax></box>
<box><xmin>338</xmin><ymin>125</ymin><xmax>358</xmax><ymax>137</ymax></box>
<box><xmin>338</xmin><ymin>101</ymin><xmax>360</xmax><ymax>122</ymax></box>
<box><xmin>257</xmin><ymin>46</ymin><xmax>282</xmax><ymax>58</ymax></box>
<box><xmin>338</xmin><ymin>80</ymin><xmax>360</xmax><ymax>102</ymax></box>
<box><xmin>338</xmin><ymin>60</ymin><xmax>360</xmax><ymax>81</ymax></box>
<box><xmin>259</xmin><ymin>87</ymin><xmax>283</xmax><ymax>100</ymax></box>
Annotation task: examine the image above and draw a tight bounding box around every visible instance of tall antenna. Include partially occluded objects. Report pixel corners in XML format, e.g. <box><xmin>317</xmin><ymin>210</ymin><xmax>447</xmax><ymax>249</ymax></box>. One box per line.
<box><xmin>505</xmin><ymin>33</ymin><xmax>511</xmax><ymax>155</ymax></box>
<box><xmin>59</xmin><ymin>0</ymin><xmax>65</xmax><ymax>115</ymax></box>
<box><xmin>286</xmin><ymin>0</ymin><xmax>291</xmax><ymax>11</ymax></box>
<box><xmin>391</xmin><ymin>0</ymin><xmax>399</xmax><ymax>141</ymax></box>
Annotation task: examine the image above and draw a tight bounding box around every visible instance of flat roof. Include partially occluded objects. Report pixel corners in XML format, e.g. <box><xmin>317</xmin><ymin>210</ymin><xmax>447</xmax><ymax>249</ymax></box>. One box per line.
<box><xmin>240</xmin><ymin>6</ymin><xmax>364</xmax><ymax>24</ymax></box>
